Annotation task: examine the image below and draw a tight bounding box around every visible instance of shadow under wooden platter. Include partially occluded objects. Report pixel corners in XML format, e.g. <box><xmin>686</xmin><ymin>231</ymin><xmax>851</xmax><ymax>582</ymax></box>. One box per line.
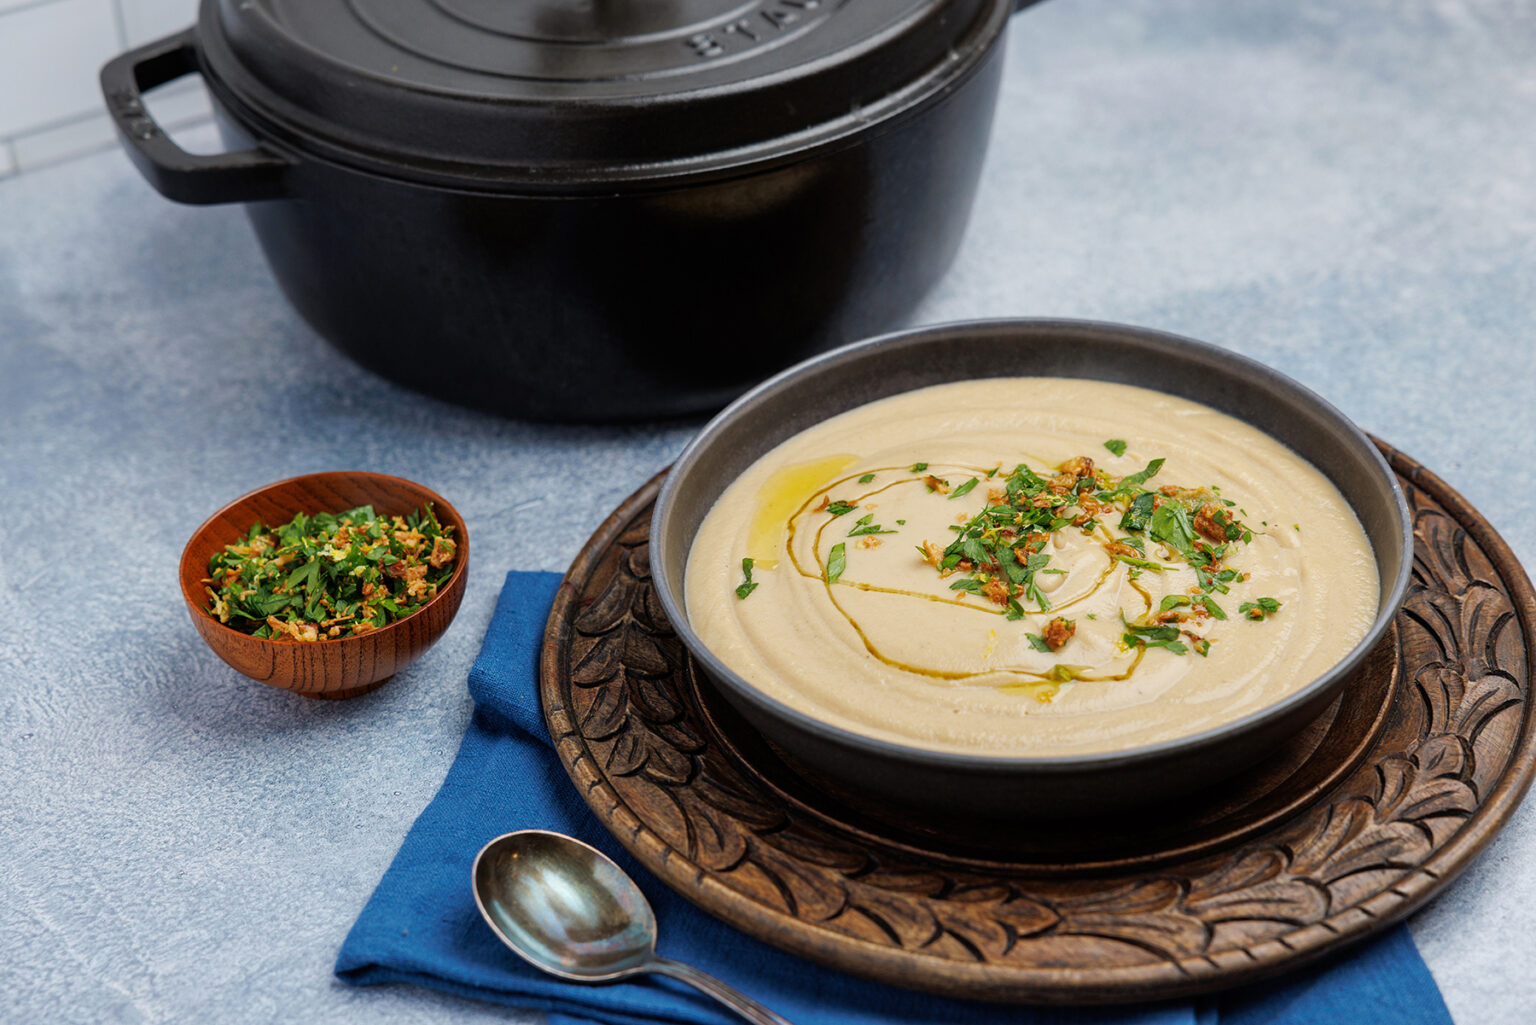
<box><xmin>539</xmin><ymin>441</ymin><xmax>1536</xmax><ymax>1003</ymax></box>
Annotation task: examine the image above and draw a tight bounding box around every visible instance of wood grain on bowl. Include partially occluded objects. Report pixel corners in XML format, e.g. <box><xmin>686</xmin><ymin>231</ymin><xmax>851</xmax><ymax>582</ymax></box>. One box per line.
<box><xmin>540</xmin><ymin>447</ymin><xmax>1535</xmax><ymax>1002</ymax></box>
<box><xmin>178</xmin><ymin>472</ymin><xmax>468</xmax><ymax>699</ymax></box>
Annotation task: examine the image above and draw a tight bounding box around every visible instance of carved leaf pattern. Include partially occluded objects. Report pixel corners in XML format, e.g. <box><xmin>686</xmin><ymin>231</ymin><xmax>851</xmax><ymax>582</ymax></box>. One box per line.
<box><xmin>1414</xmin><ymin>663</ymin><xmax>1523</xmax><ymax>745</ymax></box>
<box><xmin>767</xmin><ymin>825</ymin><xmax>871</xmax><ymax>873</ymax></box>
<box><xmin>605</xmin><ymin>731</ymin><xmax>650</xmax><ymax>777</ymax></box>
<box><xmin>569</xmin><ymin>632</ymin><xmax>617</xmax><ymax>686</ymax></box>
<box><xmin>575</xmin><ymin>567</ymin><xmax>636</xmax><ymax>636</ymax></box>
<box><xmin>843</xmin><ymin>886</ymin><xmax>941</xmax><ymax>947</ymax></box>
<box><xmin>649</xmin><ymin>718</ymin><xmax>707</xmax><ymax>755</ymax></box>
<box><xmin>1413</xmin><ymin>734</ymin><xmax>1467</xmax><ymax>780</ymax></box>
<box><xmin>928</xmin><ymin>902</ymin><xmax>1044</xmax><ymax>961</ymax></box>
<box><xmin>578</xmin><ymin>679</ymin><xmax>627</xmax><ymax>740</ymax></box>
<box><xmin>679</xmin><ymin>794</ymin><xmax>750</xmax><ymax>872</ymax></box>
<box><xmin>554</xmin><ymin>455</ymin><xmax>1530</xmax><ymax>979</ymax></box>
<box><xmin>1182</xmin><ymin>849</ymin><xmax>1330</xmax><ymax>925</ymax></box>
<box><xmin>950</xmin><ymin>894</ymin><xmax>1060</xmax><ymax>944</ymax></box>
<box><xmin>691</xmin><ymin>772</ymin><xmax>786</xmax><ymax>833</ymax></box>
<box><xmin>626</xmin><ymin>667</ymin><xmax>683</xmax><ymax>722</ymax></box>
<box><xmin>748</xmin><ymin>840</ymin><xmax>851</xmax><ymax>922</ymax></box>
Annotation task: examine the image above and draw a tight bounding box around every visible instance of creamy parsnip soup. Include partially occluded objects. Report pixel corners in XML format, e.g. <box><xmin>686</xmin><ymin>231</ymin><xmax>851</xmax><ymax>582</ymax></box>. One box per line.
<box><xmin>684</xmin><ymin>378</ymin><xmax>1377</xmax><ymax>757</ymax></box>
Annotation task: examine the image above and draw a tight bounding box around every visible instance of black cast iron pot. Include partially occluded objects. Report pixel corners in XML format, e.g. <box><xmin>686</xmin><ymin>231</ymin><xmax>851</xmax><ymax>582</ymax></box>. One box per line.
<box><xmin>102</xmin><ymin>0</ymin><xmax>1045</xmax><ymax>421</ymax></box>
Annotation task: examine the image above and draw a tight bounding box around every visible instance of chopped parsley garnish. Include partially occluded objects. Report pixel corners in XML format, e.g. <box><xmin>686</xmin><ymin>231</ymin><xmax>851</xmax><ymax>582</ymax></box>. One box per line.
<box><xmin>203</xmin><ymin>504</ymin><xmax>456</xmax><ymax>641</ymax></box>
<box><xmin>1122</xmin><ymin>619</ymin><xmax>1178</xmax><ymax>643</ymax></box>
<box><xmin>916</xmin><ymin>456</ymin><xmax>1109</xmax><ymax>630</ymax></box>
<box><xmin>1118</xmin><ymin>492</ymin><xmax>1156</xmax><ymax>533</ymax></box>
<box><xmin>825</xmin><ymin>500</ymin><xmax>858</xmax><ymax>516</ymax></box>
<box><xmin>1240</xmin><ymin>597</ymin><xmax>1283</xmax><ymax>620</ymax></box>
<box><xmin>903</xmin><ymin>451</ymin><xmax>1281</xmax><ymax>665</ymax></box>
<box><xmin>826</xmin><ymin>542</ymin><xmax>847</xmax><ymax>584</ymax></box>
<box><xmin>858</xmin><ymin>473</ymin><xmax>876</xmax><ymax>483</ymax></box>
<box><xmin>1150</xmin><ymin>503</ymin><xmax>1198</xmax><ymax>561</ymax></box>
<box><xmin>735</xmin><ymin>557</ymin><xmax>759</xmax><ymax>600</ymax></box>
<box><xmin>1122</xmin><ymin>618</ymin><xmax>1189</xmax><ymax>655</ymax></box>
<box><xmin>909</xmin><ymin>462</ymin><xmax>929</xmax><ymax>472</ymax></box>
<box><xmin>847</xmin><ymin>513</ymin><xmax>896</xmax><ymax>537</ymax></box>
<box><xmin>1114</xmin><ymin>553</ymin><xmax>1166</xmax><ymax>572</ymax></box>
<box><xmin>1119</xmin><ymin>458</ymin><xmax>1165</xmax><ymax>488</ymax></box>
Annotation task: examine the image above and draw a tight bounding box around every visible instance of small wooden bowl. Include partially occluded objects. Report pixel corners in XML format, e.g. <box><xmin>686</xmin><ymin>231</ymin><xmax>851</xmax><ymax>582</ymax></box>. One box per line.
<box><xmin>178</xmin><ymin>472</ymin><xmax>469</xmax><ymax>700</ymax></box>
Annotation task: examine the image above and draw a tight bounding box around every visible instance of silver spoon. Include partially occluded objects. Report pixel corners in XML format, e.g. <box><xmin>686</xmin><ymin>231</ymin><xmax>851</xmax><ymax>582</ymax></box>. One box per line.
<box><xmin>472</xmin><ymin>830</ymin><xmax>795</xmax><ymax>1025</ymax></box>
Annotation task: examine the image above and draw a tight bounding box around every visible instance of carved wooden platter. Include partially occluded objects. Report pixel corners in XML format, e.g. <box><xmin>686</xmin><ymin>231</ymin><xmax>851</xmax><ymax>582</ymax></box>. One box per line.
<box><xmin>540</xmin><ymin>443</ymin><xmax>1535</xmax><ymax>1003</ymax></box>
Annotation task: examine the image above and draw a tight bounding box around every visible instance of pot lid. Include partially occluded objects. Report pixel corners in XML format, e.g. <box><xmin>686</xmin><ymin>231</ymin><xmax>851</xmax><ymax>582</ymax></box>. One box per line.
<box><xmin>197</xmin><ymin>0</ymin><xmax>1004</xmax><ymax>187</ymax></box>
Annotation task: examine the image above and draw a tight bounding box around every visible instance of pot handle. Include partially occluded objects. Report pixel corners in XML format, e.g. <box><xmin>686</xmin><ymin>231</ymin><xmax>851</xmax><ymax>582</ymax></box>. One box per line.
<box><xmin>1013</xmin><ymin>0</ymin><xmax>1048</xmax><ymax>11</ymax></box>
<box><xmin>100</xmin><ymin>28</ymin><xmax>290</xmax><ymax>205</ymax></box>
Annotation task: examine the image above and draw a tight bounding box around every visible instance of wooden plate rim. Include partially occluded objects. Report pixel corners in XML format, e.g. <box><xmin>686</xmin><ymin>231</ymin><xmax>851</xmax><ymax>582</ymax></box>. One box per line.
<box><xmin>539</xmin><ymin>441</ymin><xmax>1536</xmax><ymax>1002</ymax></box>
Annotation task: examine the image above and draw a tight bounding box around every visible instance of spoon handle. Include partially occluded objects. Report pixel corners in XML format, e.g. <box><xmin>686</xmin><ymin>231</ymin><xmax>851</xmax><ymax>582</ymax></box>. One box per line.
<box><xmin>646</xmin><ymin>957</ymin><xmax>795</xmax><ymax>1025</ymax></box>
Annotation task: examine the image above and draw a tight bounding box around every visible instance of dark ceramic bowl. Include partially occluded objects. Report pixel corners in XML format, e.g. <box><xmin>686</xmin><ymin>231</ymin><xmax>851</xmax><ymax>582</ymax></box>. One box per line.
<box><xmin>650</xmin><ymin>319</ymin><xmax>1413</xmax><ymax>818</ymax></box>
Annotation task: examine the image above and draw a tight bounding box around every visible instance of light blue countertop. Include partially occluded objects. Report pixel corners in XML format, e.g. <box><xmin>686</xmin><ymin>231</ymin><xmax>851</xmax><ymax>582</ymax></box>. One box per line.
<box><xmin>3</xmin><ymin>2</ymin><xmax>1534</xmax><ymax>1022</ymax></box>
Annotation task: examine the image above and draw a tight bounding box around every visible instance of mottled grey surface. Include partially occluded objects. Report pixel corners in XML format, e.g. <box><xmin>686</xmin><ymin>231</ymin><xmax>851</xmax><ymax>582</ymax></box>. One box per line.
<box><xmin>2</xmin><ymin>1</ymin><xmax>1533</xmax><ymax>1022</ymax></box>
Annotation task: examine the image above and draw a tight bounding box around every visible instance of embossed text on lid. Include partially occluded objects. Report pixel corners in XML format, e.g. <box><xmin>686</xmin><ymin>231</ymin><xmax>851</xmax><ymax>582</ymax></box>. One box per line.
<box><xmin>197</xmin><ymin>0</ymin><xmax>1003</xmax><ymax>185</ymax></box>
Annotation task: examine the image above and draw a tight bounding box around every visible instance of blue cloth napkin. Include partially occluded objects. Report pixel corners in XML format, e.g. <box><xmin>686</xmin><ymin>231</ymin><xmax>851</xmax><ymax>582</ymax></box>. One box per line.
<box><xmin>336</xmin><ymin>571</ymin><xmax>1454</xmax><ymax>1025</ymax></box>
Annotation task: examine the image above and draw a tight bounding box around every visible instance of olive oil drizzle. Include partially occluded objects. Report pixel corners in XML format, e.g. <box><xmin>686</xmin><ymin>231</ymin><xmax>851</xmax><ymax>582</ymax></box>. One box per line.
<box><xmin>1126</xmin><ymin>576</ymin><xmax>1155</xmax><ymax>618</ymax></box>
<box><xmin>749</xmin><ymin>451</ymin><xmax>1264</xmax><ymax>691</ymax></box>
<box><xmin>748</xmin><ymin>454</ymin><xmax>861</xmax><ymax>567</ymax></box>
<box><xmin>776</xmin><ymin>465</ymin><xmax>1141</xmax><ymax>686</ymax></box>
<box><xmin>785</xmin><ymin>474</ymin><xmax>912</xmax><ymax>581</ymax></box>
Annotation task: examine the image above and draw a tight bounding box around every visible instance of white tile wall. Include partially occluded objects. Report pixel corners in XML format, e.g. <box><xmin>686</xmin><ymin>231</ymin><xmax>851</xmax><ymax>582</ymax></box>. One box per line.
<box><xmin>0</xmin><ymin>0</ymin><xmax>121</xmax><ymax>137</ymax></box>
<box><xmin>11</xmin><ymin>109</ymin><xmax>120</xmax><ymax>168</ymax></box>
<box><xmin>122</xmin><ymin>0</ymin><xmax>193</xmax><ymax>45</ymax></box>
<box><xmin>0</xmin><ymin>0</ymin><xmax>69</xmax><ymax>15</ymax></box>
<box><xmin>0</xmin><ymin>0</ymin><xmax>207</xmax><ymax>179</ymax></box>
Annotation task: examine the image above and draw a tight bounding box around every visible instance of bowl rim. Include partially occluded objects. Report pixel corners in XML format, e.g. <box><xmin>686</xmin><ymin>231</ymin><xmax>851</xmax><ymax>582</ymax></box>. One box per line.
<box><xmin>651</xmin><ymin>317</ymin><xmax>1415</xmax><ymax>773</ymax></box>
<box><xmin>178</xmin><ymin>470</ymin><xmax>469</xmax><ymax>646</ymax></box>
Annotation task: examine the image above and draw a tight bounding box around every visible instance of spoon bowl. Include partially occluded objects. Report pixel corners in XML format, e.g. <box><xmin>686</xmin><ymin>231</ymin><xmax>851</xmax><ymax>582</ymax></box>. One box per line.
<box><xmin>472</xmin><ymin>830</ymin><xmax>656</xmax><ymax>980</ymax></box>
<box><xmin>472</xmin><ymin>830</ymin><xmax>793</xmax><ymax>1025</ymax></box>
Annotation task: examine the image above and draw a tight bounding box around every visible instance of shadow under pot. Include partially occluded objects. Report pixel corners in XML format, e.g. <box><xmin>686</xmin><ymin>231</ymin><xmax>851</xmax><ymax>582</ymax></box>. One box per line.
<box><xmin>101</xmin><ymin>0</ymin><xmax>1045</xmax><ymax>421</ymax></box>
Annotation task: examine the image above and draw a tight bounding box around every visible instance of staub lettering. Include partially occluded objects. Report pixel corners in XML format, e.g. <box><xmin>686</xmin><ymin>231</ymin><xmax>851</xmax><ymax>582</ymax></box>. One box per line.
<box><xmin>686</xmin><ymin>33</ymin><xmax>724</xmax><ymax>58</ymax></box>
<box><xmin>723</xmin><ymin>19</ymin><xmax>760</xmax><ymax>42</ymax></box>
<box><xmin>683</xmin><ymin>0</ymin><xmax>829</xmax><ymax>59</ymax></box>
